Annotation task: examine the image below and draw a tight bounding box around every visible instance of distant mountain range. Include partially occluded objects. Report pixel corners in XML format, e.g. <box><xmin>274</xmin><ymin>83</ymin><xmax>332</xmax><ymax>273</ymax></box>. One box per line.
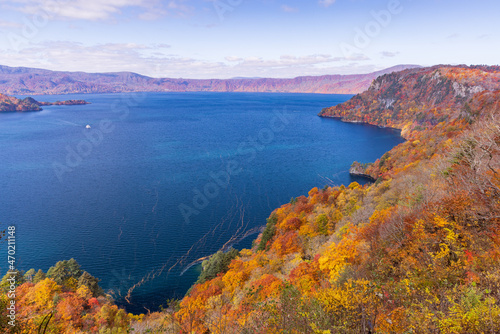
<box><xmin>0</xmin><ymin>64</ymin><xmax>420</xmax><ymax>95</ymax></box>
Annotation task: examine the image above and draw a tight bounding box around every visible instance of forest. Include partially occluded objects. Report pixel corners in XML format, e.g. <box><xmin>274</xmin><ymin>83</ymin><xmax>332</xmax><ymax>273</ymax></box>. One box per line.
<box><xmin>1</xmin><ymin>65</ymin><xmax>499</xmax><ymax>333</ymax></box>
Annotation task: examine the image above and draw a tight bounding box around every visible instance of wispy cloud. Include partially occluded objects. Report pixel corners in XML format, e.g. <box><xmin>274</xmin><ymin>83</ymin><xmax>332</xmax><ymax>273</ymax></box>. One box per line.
<box><xmin>342</xmin><ymin>53</ymin><xmax>370</xmax><ymax>61</ymax></box>
<box><xmin>225</xmin><ymin>56</ymin><xmax>244</xmax><ymax>62</ymax></box>
<box><xmin>0</xmin><ymin>20</ymin><xmax>23</xmax><ymax>28</ymax></box>
<box><xmin>319</xmin><ymin>0</ymin><xmax>336</xmax><ymax>8</ymax></box>
<box><xmin>2</xmin><ymin>0</ymin><xmax>187</xmax><ymax>21</ymax></box>
<box><xmin>228</xmin><ymin>54</ymin><xmax>369</xmax><ymax>67</ymax></box>
<box><xmin>381</xmin><ymin>51</ymin><xmax>399</xmax><ymax>58</ymax></box>
<box><xmin>281</xmin><ymin>5</ymin><xmax>298</xmax><ymax>13</ymax></box>
<box><xmin>0</xmin><ymin>41</ymin><xmax>373</xmax><ymax>78</ymax></box>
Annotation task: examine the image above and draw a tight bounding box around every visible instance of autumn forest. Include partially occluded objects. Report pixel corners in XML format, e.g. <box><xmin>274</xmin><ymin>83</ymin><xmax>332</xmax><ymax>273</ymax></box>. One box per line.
<box><xmin>1</xmin><ymin>65</ymin><xmax>500</xmax><ymax>333</ymax></box>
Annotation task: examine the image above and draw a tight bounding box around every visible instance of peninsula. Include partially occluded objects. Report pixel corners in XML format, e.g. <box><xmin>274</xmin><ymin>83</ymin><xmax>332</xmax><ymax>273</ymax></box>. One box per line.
<box><xmin>0</xmin><ymin>93</ymin><xmax>89</xmax><ymax>112</ymax></box>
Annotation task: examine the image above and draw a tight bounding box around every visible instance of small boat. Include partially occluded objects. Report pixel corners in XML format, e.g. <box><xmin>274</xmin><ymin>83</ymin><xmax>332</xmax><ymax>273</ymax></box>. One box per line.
<box><xmin>86</xmin><ymin>125</ymin><xmax>91</xmax><ymax>129</ymax></box>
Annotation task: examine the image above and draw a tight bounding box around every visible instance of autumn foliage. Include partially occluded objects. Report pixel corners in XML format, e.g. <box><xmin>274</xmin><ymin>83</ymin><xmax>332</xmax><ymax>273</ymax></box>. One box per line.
<box><xmin>1</xmin><ymin>65</ymin><xmax>500</xmax><ymax>333</ymax></box>
<box><xmin>0</xmin><ymin>261</ymin><xmax>133</xmax><ymax>333</ymax></box>
<box><xmin>157</xmin><ymin>65</ymin><xmax>500</xmax><ymax>334</ymax></box>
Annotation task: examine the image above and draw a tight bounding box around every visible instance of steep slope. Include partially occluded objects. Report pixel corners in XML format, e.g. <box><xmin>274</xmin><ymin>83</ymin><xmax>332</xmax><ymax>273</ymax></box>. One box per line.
<box><xmin>153</xmin><ymin>65</ymin><xmax>499</xmax><ymax>333</ymax></box>
<box><xmin>320</xmin><ymin>65</ymin><xmax>500</xmax><ymax>135</ymax></box>
<box><xmin>321</xmin><ymin>65</ymin><xmax>500</xmax><ymax>179</ymax></box>
<box><xmin>1</xmin><ymin>65</ymin><xmax>499</xmax><ymax>333</ymax></box>
<box><xmin>0</xmin><ymin>64</ymin><xmax>419</xmax><ymax>95</ymax></box>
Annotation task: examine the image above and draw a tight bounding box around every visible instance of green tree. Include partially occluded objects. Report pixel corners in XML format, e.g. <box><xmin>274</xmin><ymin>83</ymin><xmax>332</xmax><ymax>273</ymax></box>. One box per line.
<box><xmin>257</xmin><ymin>214</ymin><xmax>278</xmax><ymax>252</ymax></box>
<box><xmin>0</xmin><ymin>269</ymin><xmax>25</xmax><ymax>290</ymax></box>
<box><xmin>47</xmin><ymin>258</ymin><xmax>82</xmax><ymax>285</ymax></box>
<box><xmin>316</xmin><ymin>214</ymin><xmax>330</xmax><ymax>235</ymax></box>
<box><xmin>196</xmin><ymin>248</ymin><xmax>240</xmax><ymax>284</ymax></box>
<box><xmin>33</xmin><ymin>269</ymin><xmax>46</xmax><ymax>284</ymax></box>
<box><xmin>24</xmin><ymin>268</ymin><xmax>36</xmax><ymax>282</ymax></box>
<box><xmin>78</xmin><ymin>271</ymin><xmax>104</xmax><ymax>297</ymax></box>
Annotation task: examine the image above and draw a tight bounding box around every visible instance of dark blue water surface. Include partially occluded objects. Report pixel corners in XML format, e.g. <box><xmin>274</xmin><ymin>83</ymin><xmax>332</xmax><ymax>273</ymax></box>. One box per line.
<box><xmin>0</xmin><ymin>92</ymin><xmax>404</xmax><ymax>313</ymax></box>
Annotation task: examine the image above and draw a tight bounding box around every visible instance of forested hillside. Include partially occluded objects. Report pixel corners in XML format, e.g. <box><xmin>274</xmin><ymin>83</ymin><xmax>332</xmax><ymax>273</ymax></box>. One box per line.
<box><xmin>1</xmin><ymin>65</ymin><xmax>499</xmax><ymax>333</ymax></box>
<box><xmin>0</xmin><ymin>93</ymin><xmax>89</xmax><ymax>112</ymax></box>
<box><xmin>0</xmin><ymin>64</ymin><xmax>418</xmax><ymax>95</ymax></box>
<box><xmin>0</xmin><ymin>94</ymin><xmax>41</xmax><ymax>112</ymax></box>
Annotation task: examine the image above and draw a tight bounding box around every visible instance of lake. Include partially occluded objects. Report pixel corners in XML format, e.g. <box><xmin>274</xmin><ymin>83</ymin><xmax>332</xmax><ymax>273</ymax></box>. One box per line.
<box><xmin>0</xmin><ymin>92</ymin><xmax>404</xmax><ymax>313</ymax></box>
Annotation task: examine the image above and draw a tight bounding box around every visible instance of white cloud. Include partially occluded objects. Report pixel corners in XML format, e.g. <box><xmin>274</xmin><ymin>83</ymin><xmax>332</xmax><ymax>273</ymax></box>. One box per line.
<box><xmin>338</xmin><ymin>53</ymin><xmax>370</xmax><ymax>61</ymax></box>
<box><xmin>225</xmin><ymin>56</ymin><xmax>243</xmax><ymax>62</ymax></box>
<box><xmin>319</xmin><ymin>0</ymin><xmax>336</xmax><ymax>8</ymax></box>
<box><xmin>138</xmin><ymin>9</ymin><xmax>166</xmax><ymax>21</ymax></box>
<box><xmin>0</xmin><ymin>41</ymin><xmax>374</xmax><ymax>79</ymax></box>
<box><xmin>380</xmin><ymin>51</ymin><xmax>399</xmax><ymax>58</ymax></box>
<box><xmin>281</xmin><ymin>5</ymin><xmax>298</xmax><ymax>13</ymax></box>
<box><xmin>2</xmin><ymin>0</ymin><xmax>184</xmax><ymax>21</ymax></box>
<box><xmin>0</xmin><ymin>20</ymin><xmax>23</xmax><ymax>28</ymax></box>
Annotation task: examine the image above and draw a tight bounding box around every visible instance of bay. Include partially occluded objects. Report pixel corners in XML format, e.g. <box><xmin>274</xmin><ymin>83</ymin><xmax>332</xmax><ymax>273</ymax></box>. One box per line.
<box><xmin>0</xmin><ymin>92</ymin><xmax>404</xmax><ymax>313</ymax></box>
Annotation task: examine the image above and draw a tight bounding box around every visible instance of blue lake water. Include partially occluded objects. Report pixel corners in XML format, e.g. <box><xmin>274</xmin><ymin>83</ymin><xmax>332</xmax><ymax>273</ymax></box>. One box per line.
<box><xmin>0</xmin><ymin>92</ymin><xmax>404</xmax><ymax>313</ymax></box>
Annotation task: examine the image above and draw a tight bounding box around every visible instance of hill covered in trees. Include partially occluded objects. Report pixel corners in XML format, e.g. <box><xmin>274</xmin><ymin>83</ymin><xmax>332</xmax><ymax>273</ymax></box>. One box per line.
<box><xmin>0</xmin><ymin>94</ymin><xmax>41</xmax><ymax>112</ymax></box>
<box><xmin>0</xmin><ymin>93</ymin><xmax>89</xmax><ymax>112</ymax></box>
<box><xmin>1</xmin><ymin>64</ymin><xmax>499</xmax><ymax>333</ymax></box>
<box><xmin>0</xmin><ymin>64</ymin><xmax>419</xmax><ymax>95</ymax></box>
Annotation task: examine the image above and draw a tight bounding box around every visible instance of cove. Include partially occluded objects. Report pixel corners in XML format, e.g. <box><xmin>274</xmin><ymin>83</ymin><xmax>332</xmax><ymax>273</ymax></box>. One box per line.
<box><xmin>0</xmin><ymin>92</ymin><xmax>404</xmax><ymax>313</ymax></box>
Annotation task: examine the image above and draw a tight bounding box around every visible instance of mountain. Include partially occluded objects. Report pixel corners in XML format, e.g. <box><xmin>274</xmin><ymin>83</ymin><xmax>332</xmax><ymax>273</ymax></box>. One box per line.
<box><xmin>320</xmin><ymin>64</ymin><xmax>500</xmax><ymax>136</ymax></box>
<box><xmin>319</xmin><ymin>64</ymin><xmax>500</xmax><ymax>179</ymax></box>
<box><xmin>2</xmin><ymin>64</ymin><xmax>500</xmax><ymax>333</ymax></box>
<box><xmin>0</xmin><ymin>64</ymin><xmax>420</xmax><ymax>95</ymax></box>
<box><xmin>0</xmin><ymin>93</ymin><xmax>89</xmax><ymax>112</ymax></box>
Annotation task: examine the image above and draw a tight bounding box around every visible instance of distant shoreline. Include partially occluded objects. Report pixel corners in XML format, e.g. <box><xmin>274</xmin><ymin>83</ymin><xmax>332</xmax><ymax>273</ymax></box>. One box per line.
<box><xmin>0</xmin><ymin>64</ymin><xmax>421</xmax><ymax>96</ymax></box>
<box><xmin>0</xmin><ymin>93</ymin><xmax>90</xmax><ymax>112</ymax></box>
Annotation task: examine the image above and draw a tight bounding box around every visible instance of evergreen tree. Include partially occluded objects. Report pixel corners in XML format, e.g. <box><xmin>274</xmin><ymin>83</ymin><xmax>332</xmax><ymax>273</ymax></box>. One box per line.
<box><xmin>24</xmin><ymin>268</ymin><xmax>36</xmax><ymax>282</ymax></box>
<box><xmin>78</xmin><ymin>271</ymin><xmax>103</xmax><ymax>297</ymax></box>
<box><xmin>196</xmin><ymin>248</ymin><xmax>240</xmax><ymax>284</ymax></box>
<box><xmin>47</xmin><ymin>258</ymin><xmax>82</xmax><ymax>285</ymax></box>
<box><xmin>0</xmin><ymin>269</ymin><xmax>25</xmax><ymax>289</ymax></box>
<box><xmin>33</xmin><ymin>269</ymin><xmax>46</xmax><ymax>284</ymax></box>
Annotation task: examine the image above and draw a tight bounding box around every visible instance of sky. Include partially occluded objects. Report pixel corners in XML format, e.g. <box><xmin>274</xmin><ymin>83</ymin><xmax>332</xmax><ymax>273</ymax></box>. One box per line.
<box><xmin>0</xmin><ymin>0</ymin><xmax>499</xmax><ymax>79</ymax></box>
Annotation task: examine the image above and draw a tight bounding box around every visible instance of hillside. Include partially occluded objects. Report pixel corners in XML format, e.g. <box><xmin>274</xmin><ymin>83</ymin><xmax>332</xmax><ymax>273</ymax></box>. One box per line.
<box><xmin>0</xmin><ymin>94</ymin><xmax>41</xmax><ymax>112</ymax></box>
<box><xmin>160</xmin><ymin>65</ymin><xmax>500</xmax><ymax>333</ymax></box>
<box><xmin>0</xmin><ymin>64</ymin><xmax>419</xmax><ymax>95</ymax></box>
<box><xmin>320</xmin><ymin>65</ymin><xmax>500</xmax><ymax>135</ymax></box>
<box><xmin>1</xmin><ymin>65</ymin><xmax>499</xmax><ymax>333</ymax></box>
<box><xmin>320</xmin><ymin>64</ymin><xmax>500</xmax><ymax>179</ymax></box>
<box><xmin>0</xmin><ymin>93</ymin><xmax>89</xmax><ymax>112</ymax></box>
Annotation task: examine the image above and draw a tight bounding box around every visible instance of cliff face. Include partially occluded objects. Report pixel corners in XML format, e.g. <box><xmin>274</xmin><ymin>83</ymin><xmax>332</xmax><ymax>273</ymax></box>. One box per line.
<box><xmin>320</xmin><ymin>65</ymin><xmax>500</xmax><ymax>138</ymax></box>
<box><xmin>0</xmin><ymin>64</ymin><xmax>419</xmax><ymax>95</ymax></box>
<box><xmin>349</xmin><ymin>161</ymin><xmax>375</xmax><ymax>181</ymax></box>
<box><xmin>320</xmin><ymin>65</ymin><xmax>500</xmax><ymax>179</ymax></box>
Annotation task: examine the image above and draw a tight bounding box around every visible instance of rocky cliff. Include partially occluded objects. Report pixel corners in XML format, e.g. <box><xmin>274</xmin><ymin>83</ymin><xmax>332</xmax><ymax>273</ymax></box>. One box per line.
<box><xmin>320</xmin><ymin>65</ymin><xmax>500</xmax><ymax>138</ymax></box>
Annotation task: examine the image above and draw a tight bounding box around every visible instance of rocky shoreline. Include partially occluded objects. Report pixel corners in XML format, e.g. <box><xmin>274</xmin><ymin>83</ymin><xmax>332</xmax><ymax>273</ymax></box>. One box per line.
<box><xmin>349</xmin><ymin>161</ymin><xmax>377</xmax><ymax>182</ymax></box>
